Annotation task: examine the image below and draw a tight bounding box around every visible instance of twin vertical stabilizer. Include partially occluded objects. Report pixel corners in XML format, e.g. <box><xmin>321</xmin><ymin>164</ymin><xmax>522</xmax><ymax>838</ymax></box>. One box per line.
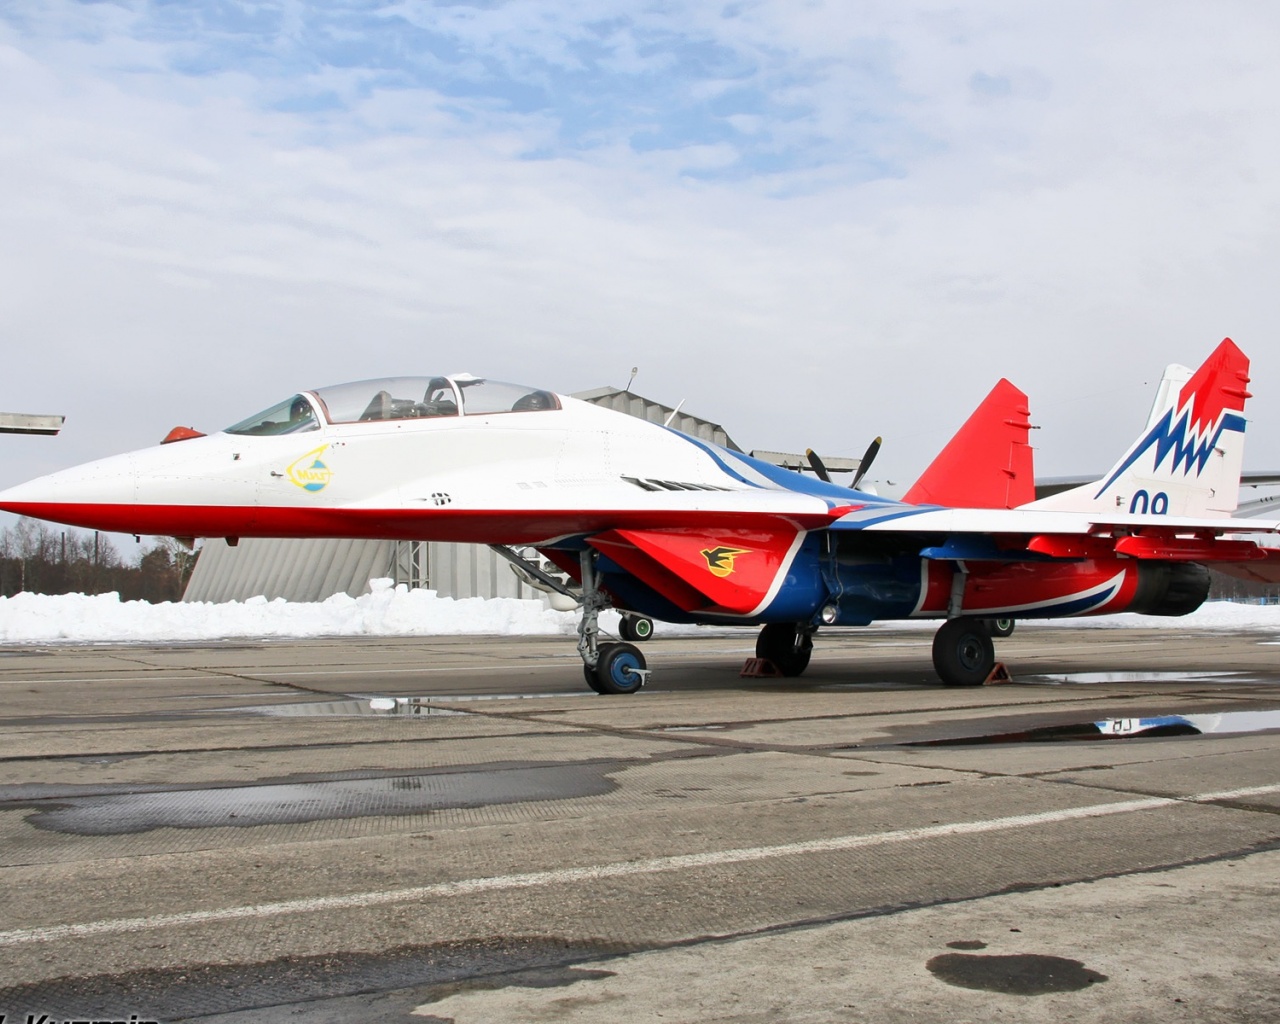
<box><xmin>1027</xmin><ymin>338</ymin><xmax>1251</xmax><ymax>517</ymax></box>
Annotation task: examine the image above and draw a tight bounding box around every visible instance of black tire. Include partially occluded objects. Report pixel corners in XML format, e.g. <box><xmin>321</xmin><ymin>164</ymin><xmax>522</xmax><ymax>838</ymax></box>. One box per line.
<box><xmin>755</xmin><ymin>622</ymin><xmax>814</xmax><ymax>677</ymax></box>
<box><xmin>986</xmin><ymin>617</ymin><xmax>1015</xmax><ymax>638</ymax></box>
<box><xmin>932</xmin><ymin>617</ymin><xmax>995</xmax><ymax>687</ymax></box>
<box><xmin>583</xmin><ymin>660</ymin><xmax>606</xmax><ymax>694</ymax></box>
<box><xmin>618</xmin><ymin>615</ymin><xmax>655</xmax><ymax>642</ymax></box>
<box><xmin>594</xmin><ymin>642</ymin><xmax>647</xmax><ymax>695</ymax></box>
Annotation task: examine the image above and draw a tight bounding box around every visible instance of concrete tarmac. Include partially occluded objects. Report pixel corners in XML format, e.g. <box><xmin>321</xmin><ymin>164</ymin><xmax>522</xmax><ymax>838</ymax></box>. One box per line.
<box><xmin>0</xmin><ymin>623</ymin><xmax>1277</xmax><ymax>1022</ymax></box>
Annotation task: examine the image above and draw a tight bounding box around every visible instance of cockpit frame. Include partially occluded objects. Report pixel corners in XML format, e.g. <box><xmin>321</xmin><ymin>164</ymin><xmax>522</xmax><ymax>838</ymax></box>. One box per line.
<box><xmin>225</xmin><ymin>375</ymin><xmax>560</xmax><ymax>436</ymax></box>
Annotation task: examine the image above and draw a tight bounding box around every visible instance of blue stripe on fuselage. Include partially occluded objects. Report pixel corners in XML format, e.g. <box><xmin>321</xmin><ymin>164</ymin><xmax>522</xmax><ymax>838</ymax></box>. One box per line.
<box><xmin>669</xmin><ymin>430</ymin><xmax>900</xmax><ymax>506</ymax></box>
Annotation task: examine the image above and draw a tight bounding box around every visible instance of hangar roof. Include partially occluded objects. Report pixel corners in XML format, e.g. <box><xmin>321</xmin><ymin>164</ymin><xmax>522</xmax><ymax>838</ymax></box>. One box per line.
<box><xmin>572</xmin><ymin>386</ymin><xmax>742</xmax><ymax>452</ymax></box>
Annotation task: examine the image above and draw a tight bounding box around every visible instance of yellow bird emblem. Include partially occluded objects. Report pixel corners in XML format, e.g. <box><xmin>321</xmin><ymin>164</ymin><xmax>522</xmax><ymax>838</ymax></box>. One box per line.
<box><xmin>700</xmin><ymin>546</ymin><xmax>751</xmax><ymax>578</ymax></box>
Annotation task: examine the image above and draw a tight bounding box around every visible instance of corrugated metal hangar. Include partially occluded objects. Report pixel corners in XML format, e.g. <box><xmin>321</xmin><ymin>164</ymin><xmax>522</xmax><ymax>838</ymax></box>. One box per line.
<box><xmin>183</xmin><ymin>386</ymin><xmax>765</xmax><ymax>603</ymax></box>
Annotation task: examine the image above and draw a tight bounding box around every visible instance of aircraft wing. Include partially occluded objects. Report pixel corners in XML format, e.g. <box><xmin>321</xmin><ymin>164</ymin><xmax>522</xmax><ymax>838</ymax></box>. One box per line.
<box><xmin>1211</xmin><ymin>551</ymin><xmax>1280</xmax><ymax>584</ymax></box>
<box><xmin>1037</xmin><ymin>469</ymin><xmax>1280</xmax><ymax>500</ymax></box>
<box><xmin>832</xmin><ymin>504</ymin><xmax>1280</xmax><ymax>566</ymax></box>
<box><xmin>838</xmin><ymin>505</ymin><xmax>1280</xmax><ymax>535</ymax></box>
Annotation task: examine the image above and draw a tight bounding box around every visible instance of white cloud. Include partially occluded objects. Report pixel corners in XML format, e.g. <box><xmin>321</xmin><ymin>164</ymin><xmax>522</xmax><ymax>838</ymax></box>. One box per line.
<box><xmin>1</xmin><ymin>0</ymin><xmax>1279</xmax><ymax>524</ymax></box>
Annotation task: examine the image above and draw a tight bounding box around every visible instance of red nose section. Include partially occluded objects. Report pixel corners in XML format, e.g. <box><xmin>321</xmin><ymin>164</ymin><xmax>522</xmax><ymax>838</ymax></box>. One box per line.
<box><xmin>162</xmin><ymin>426</ymin><xmax>206</xmax><ymax>444</ymax></box>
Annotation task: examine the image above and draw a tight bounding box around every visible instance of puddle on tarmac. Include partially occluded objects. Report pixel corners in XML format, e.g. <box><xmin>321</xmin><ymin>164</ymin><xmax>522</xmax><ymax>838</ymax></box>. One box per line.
<box><xmin>419</xmin><ymin>966</ymin><xmax>618</xmax><ymax>1005</ymax></box>
<box><xmin>242</xmin><ymin>698</ymin><xmax>471</xmax><ymax>718</ymax></box>
<box><xmin>927</xmin><ymin>953</ymin><xmax>1107</xmax><ymax>995</ymax></box>
<box><xmin>1025</xmin><ymin>670</ymin><xmax>1252</xmax><ymax>685</ymax></box>
<box><xmin>0</xmin><ymin>935</ymin><xmax>637</xmax><ymax>1022</ymax></box>
<box><xmin>236</xmin><ymin>692</ymin><xmax>594</xmax><ymax>718</ymax></box>
<box><xmin>660</xmin><ymin>725</ymin><xmax>727</xmax><ymax>732</ymax></box>
<box><xmin>911</xmin><ymin>708</ymin><xmax>1280</xmax><ymax>746</ymax></box>
<box><xmin>22</xmin><ymin>761</ymin><xmax>624</xmax><ymax>835</ymax></box>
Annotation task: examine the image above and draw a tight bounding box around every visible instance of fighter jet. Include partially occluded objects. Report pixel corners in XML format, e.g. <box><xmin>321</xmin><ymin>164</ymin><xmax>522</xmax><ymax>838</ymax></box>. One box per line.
<box><xmin>2</xmin><ymin>344</ymin><xmax>1276</xmax><ymax>693</ymax></box>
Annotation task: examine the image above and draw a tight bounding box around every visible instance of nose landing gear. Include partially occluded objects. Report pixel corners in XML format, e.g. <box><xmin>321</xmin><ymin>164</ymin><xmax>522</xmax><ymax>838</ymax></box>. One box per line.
<box><xmin>577</xmin><ymin>551</ymin><xmax>648</xmax><ymax>695</ymax></box>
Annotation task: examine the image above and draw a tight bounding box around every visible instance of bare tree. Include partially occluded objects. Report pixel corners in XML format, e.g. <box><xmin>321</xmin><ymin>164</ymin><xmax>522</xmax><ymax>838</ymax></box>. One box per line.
<box><xmin>0</xmin><ymin>519</ymin><xmax>194</xmax><ymax>601</ymax></box>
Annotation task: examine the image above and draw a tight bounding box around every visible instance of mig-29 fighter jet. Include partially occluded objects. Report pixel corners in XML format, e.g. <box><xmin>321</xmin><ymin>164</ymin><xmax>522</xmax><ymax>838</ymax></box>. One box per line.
<box><xmin>2</xmin><ymin>343</ymin><xmax>1277</xmax><ymax>693</ymax></box>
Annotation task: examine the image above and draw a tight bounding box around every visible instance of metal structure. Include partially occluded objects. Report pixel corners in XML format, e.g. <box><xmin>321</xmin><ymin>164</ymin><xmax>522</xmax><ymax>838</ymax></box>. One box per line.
<box><xmin>0</xmin><ymin>412</ymin><xmax>64</xmax><ymax>436</ymax></box>
<box><xmin>183</xmin><ymin>537</ymin><xmax>549</xmax><ymax>603</ymax></box>
<box><xmin>571</xmin><ymin>386</ymin><xmax>741</xmax><ymax>449</ymax></box>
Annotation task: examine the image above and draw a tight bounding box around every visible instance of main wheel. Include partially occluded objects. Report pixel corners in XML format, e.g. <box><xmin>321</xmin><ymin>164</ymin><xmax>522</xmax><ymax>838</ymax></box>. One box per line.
<box><xmin>619</xmin><ymin>615</ymin><xmax>655</xmax><ymax>642</ymax></box>
<box><xmin>755</xmin><ymin>622</ymin><xmax>813</xmax><ymax>677</ymax></box>
<box><xmin>985</xmin><ymin>617</ymin><xmax>1015</xmax><ymax>638</ymax></box>
<box><xmin>932</xmin><ymin>617</ymin><xmax>995</xmax><ymax>686</ymax></box>
<box><xmin>594</xmin><ymin>642</ymin><xmax>648</xmax><ymax>695</ymax></box>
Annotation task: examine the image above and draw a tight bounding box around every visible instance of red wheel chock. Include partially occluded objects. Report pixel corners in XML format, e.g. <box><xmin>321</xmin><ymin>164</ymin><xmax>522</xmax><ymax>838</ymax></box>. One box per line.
<box><xmin>741</xmin><ymin>658</ymin><xmax>783</xmax><ymax>678</ymax></box>
<box><xmin>984</xmin><ymin>662</ymin><xmax>1014</xmax><ymax>685</ymax></box>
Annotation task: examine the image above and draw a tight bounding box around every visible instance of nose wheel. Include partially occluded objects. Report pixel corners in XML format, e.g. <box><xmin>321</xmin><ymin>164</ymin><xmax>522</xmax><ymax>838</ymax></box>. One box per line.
<box><xmin>585</xmin><ymin>641</ymin><xmax>649</xmax><ymax>694</ymax></box>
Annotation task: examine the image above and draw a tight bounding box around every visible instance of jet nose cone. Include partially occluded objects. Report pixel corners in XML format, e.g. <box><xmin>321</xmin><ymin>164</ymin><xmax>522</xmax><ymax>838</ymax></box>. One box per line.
<box><xmin>0</xmin><ymin>453</ymin><xmax>142</xmax><ymax>529</ymax></box>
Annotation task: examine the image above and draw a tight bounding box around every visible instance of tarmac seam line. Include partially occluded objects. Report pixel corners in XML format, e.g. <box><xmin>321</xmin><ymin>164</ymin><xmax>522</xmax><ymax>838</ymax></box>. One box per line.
<box><xmin>0</xmin><ymin>782</ymin><xmax>1276</xmax><ymax>949</ymax></box>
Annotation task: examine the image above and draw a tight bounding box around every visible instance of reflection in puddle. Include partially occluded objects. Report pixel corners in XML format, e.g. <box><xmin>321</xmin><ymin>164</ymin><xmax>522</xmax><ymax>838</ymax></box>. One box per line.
<box><xmin>241</xmin><ymin>699</ymin><xmax>470</xmax><ymax>718</ymax></box>
<box><xmin>402</xmin><ymin>692</ymin><xmax>593</xmax><ymax>703</ymax></box>
<box><xmin>1027</xmin><ymin>671</ymin><xmax>1248</xmax><ymax>685</ymax></box>
<box><xmin>912</xmin><ymin>708</ymin><xmax>1280</xmax><ymax>746</ymax></box>
<box><xmin>1146</xmin><ymin>710</ymin><xmax>1280</xmax><ymax>735</ymax></box>
<box><xmin>234</xmin><ymin>691</ymin><xmax>597</xmax><ymax>718</ymax></box>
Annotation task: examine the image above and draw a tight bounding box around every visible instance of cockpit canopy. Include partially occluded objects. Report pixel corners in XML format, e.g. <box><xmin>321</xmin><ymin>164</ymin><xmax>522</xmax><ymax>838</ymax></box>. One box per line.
<box><xmin>225</xmin><ymin>376</ymin><xmax>560</xmax><ymax>436</ymax></box>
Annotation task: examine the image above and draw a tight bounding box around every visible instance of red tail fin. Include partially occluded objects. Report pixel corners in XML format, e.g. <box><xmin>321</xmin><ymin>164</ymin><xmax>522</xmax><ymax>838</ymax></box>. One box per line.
<box><xmin>903</xmin><ymin>378</ymin><xmax>1035</xmax><ymax>508</ymax></box>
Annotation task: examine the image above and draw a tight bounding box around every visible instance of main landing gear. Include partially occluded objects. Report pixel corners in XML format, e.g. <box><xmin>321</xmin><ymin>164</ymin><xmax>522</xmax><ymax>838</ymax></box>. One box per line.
<box><xmin>755</xmin><ymin>622</ymin><xmax>814</xmax><ymax>677</ymax></box>
<box><xmin>751</xmin><ymin>617</ymin><xmax>1005</xmax><ymax>687</ymax></box>
<box><xmin>619</xmin><ymin>613</ymin><xmax>654</xmax><ymax>642</ymax></box>
<box><xmin>931</xmin><ymin>616</ymin><xmax>998</xmax><ymax>686</ymax></box>
<box><xmin>576</xmin><ymin>551</ymin><xmax>649</xmax><ymax>695</ymax></box>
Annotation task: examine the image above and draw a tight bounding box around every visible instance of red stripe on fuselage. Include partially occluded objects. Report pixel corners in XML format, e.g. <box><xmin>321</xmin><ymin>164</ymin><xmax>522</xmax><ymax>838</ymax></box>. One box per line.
<box><xmin>914</xmin><ymin>559</ymin><xmax>1141</xmax><ymax>617</ymax></box>
<box><xmin>1</xmin><ymin>502</ymin><xmax>832</xmax><ymax>545</ymax></box>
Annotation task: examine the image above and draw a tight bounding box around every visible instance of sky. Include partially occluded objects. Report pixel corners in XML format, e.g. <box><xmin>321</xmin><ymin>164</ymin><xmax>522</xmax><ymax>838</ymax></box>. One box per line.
<box><xmin>3</xmin><ymin>0</ymin><xmax>1280</xmax><ymax>518</ymax></box>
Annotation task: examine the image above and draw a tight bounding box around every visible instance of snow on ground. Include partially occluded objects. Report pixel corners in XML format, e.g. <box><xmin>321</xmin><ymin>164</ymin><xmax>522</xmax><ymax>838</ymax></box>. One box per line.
<box><xmin>0</xmin><ymin>578</ymin><xmax>1277</xmax><ymax>645</ymax></box>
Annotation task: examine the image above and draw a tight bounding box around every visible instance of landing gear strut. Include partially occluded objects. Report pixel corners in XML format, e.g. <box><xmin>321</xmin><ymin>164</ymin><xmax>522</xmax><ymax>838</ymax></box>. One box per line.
<box><xmin>755</xmin><ymin>622</ymin><xmax>814</xmax><ymax>677</ymax></box>
<box><xmin>577</xmin><ymin>551</ymin><xmax>648</xmax><ymax>695</ymax></box>
<box><xmin>932</xmin><ymin>617</ymin><xmax>995</xmax><ymax>686</ymax></box>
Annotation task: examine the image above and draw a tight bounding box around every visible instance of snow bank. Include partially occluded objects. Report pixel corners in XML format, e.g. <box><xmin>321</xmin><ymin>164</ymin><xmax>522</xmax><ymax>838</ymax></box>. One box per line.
<box><xmin>0</xmin><ymin>579</ymin><xmax>1277</xmax><ymax>644</ymax></box>
<box><xmin>0</xmin><ymin>579</ymin><xmax>594</xmax><ymax>644</ymax></box>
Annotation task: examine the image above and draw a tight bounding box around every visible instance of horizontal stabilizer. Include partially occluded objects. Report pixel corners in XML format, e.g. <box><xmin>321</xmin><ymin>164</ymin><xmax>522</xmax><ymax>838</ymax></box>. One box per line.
<box><xmin>1212</xmin><ymin>549</ymin><xmax>1280</xmax><ymax>584</ymax></box>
